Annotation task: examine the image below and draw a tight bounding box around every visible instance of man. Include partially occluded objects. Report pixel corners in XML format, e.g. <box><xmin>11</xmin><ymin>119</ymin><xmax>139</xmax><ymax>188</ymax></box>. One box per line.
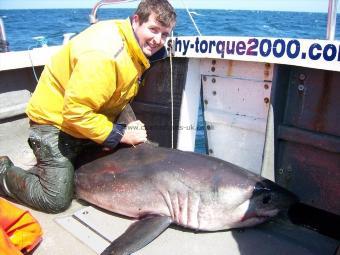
<box><xmin>0</xmin><ymin>0</ymin><xmax>176</xmax><ymax>213</ymax></box>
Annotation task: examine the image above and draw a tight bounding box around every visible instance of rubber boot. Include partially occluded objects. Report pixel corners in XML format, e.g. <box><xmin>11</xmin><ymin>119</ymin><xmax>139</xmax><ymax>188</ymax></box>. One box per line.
<box><xmin>0</xmin><ymin>156</ymin><xmax>14</xmax><ymax>197</ymax></box>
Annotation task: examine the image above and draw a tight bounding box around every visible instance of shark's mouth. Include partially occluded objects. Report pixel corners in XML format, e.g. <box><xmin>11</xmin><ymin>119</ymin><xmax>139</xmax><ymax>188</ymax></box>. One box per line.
<box><xmin>241</xmin><ymin>209</ymin><xmax>279</xmax><ymax>223</ymax></box>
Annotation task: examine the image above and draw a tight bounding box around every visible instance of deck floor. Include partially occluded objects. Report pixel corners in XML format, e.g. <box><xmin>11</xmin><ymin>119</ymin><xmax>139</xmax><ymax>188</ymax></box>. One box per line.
<box><xmin>0</xmin><ymin>118</ymin><xmax>338</xmax><ymax>255</ymax></box>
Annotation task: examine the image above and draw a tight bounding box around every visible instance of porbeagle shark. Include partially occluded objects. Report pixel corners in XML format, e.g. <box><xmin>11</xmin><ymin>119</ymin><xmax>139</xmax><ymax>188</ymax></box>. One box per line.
<box><xmin>75</xmin><ymin>105</ymin><xmax>297</xmax><ymax>255</ymax></box>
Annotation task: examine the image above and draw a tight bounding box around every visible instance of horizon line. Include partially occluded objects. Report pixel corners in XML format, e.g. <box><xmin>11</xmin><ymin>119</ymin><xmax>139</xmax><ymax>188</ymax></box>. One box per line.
<box><xmin>0</xmin><ymin>7</ymin><xmax>334</xmax><ymax>14</ymax></box>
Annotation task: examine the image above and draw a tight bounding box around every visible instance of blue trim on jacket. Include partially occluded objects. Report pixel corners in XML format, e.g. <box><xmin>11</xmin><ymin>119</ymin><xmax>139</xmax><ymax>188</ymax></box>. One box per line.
<box><xmin>103</xmin><ymin>123</ymin><xmax>126</xmax><ymax>148</ymax></box>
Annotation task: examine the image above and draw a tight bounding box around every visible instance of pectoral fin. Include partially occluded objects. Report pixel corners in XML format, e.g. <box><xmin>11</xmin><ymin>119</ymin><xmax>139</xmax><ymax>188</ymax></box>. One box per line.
<box><xmin>100</xmin><ymin>215</ymin><xmax>172</xmax><ymax>255</ymax></box>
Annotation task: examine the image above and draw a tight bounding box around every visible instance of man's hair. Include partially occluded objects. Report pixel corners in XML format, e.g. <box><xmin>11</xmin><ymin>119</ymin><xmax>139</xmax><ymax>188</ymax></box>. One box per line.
<box><xmin>134</xmin><ymin>0</ymin><xmax>176</xmax><ymax>27</ymax></box>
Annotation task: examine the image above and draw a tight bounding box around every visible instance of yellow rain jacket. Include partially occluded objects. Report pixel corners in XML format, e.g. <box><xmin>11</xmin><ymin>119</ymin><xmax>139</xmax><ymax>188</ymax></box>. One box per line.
<box><xmin>26</xmin><ymin>18</ymin><xmax>150</xmax><ymax>144</ymax></box>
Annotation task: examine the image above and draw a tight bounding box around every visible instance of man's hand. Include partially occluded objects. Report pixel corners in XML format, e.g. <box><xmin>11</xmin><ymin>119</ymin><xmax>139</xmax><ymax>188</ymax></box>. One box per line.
<box><xmin>120</xmin><ymin>120</ymin><xmax>147</xmax><ymax>146</ymax></box>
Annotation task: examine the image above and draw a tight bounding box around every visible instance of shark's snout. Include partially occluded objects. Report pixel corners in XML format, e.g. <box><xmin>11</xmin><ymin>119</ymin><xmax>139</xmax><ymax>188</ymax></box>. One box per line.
<box><xmin>258</xmin><ymin>179</ymin><xmax>299</xmax><ymax>207</ymax></box>
<box><xmin>237</xmin><ymin>179</ymin><xmax>299</xmax><ymax>227</ymax></box>
<box><xmin>251</xmin><ymin>180</ymin><xmax>299</xmax><ymax>217</ymax></box>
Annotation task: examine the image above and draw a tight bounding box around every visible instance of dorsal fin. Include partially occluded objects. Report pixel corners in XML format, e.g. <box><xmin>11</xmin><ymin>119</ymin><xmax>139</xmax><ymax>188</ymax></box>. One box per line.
<box><xmin>116</xmin><ymin>104</ymin><xmax>159</xmax><ymax>147</ymax></box>
<box><xmin>116</xmin><ymin>104</ymin><xmax>137</xmax><ymax>125</ymax></box>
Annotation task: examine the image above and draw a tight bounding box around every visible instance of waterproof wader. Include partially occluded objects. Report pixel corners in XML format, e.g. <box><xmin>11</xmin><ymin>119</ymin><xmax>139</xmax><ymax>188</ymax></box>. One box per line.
<box><xmin>1</xmin><ymin>124</ymin><xmax>94</xmax><ymax>213</ymax></box>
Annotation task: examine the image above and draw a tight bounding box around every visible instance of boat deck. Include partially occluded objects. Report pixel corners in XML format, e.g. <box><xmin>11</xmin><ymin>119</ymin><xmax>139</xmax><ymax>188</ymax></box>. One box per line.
<box><xmin>1</xmin><ymin>117</ymin><xmax>338</xmax><ymax>255</ymax></box>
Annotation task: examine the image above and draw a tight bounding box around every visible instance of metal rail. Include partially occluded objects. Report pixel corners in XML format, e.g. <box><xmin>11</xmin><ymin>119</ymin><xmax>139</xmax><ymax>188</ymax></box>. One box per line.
<box><xmin>89</xmin><ymin>0</ymin><xmax>137</xmax><ymax>24</ymax></box>
<box><xmin>326</xmin><ymin>0</ymin><xmax>339</xmax><ymax>40</ymax></box>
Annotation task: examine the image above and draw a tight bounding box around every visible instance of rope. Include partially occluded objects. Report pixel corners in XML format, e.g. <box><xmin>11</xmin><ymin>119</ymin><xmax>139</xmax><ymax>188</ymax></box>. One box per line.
<box><xmin>27</xmin><ymin>36</ymin><xmax>51</xmax><ymax>84</ymax></box>
<box><xmin>27</xmin><ymin>46</ymin><xmax>39</xmax><ymax>84</ymax></box>
<box><xmin>169</xmin><ymin>31</ymin><xmax>174</xmax><ymax>149</ymax></box>
<box><xmin>180</xmin><ymin>0</ymin><xmax>202</xmax><ymax>36</ymax></box>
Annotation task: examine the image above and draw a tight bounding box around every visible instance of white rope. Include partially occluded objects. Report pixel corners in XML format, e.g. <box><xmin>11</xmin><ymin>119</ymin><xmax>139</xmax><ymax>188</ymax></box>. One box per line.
<box><xmin>27</xmin><ymin>47</ymin><xmax>39</xmax><ymax>83</ymax></box>
<box><xmin>169</xmin><ymin>31</ymin><xmax>174</xmax><ymax>149</ymax></box>
<box><xmin>180</xmin><ymin>0</ymin><xmax>202</xmax><ymax>36</ymax></box>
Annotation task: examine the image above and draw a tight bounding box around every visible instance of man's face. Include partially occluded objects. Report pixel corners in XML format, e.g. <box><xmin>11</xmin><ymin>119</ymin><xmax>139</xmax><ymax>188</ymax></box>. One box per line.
<box><xmin>132</xmin><ymin>12</ymin><xmax>174</xmax><ymax>57</ymax></box>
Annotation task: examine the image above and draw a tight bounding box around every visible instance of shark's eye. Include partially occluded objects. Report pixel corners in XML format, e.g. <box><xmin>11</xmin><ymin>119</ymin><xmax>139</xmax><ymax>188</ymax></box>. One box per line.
<box><xmin>262</xmin><ymin>195</ymin><xmax>272</xmax><ymax>204</ymax></box>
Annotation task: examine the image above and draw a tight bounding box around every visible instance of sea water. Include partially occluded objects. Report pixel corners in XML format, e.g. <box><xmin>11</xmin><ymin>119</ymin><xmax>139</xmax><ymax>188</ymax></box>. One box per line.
<box><xmin>1</xmin><ymin>9</ymin><xmax>339</xmax><ymax>153</ymax></box>
<box><xmin>1</xmin><ymin>9</ymin><xmax>339</xmax><ymax>51</ymax></box>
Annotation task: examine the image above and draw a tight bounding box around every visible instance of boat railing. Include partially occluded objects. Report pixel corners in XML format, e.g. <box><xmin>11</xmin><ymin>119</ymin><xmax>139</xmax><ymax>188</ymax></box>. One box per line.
<box><xmin>88</xmin><ymin>0</ymin><xmax>338</xmax><ymax>38</ymax></box>
<box><xmin>89</xmin><ymin>0</ymin><xmax>137</xmax><ymax>24</ymax></box>
<box><xmin>326</xmin><ymin>0</ymin><xmax>339</xmax><ymax>40</ymax></box>
<box><xmin>0</xmin><ymin>1</ymin><xmax>338</xmax><ymax>52</ymax></box>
